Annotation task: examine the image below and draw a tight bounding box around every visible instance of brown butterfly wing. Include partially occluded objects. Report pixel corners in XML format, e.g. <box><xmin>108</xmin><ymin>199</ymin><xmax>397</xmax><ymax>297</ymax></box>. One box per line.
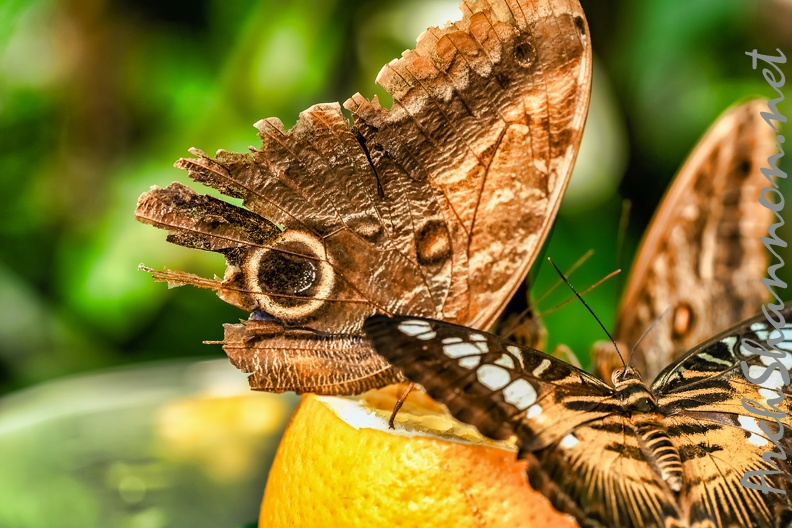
<box><xmin>595</xmin><ymin>100</ymin><xmax>776</xmax><ymax>381</ymax></box>
<box><xmin>527</xmin><ymin>415</ymin><xmax>683</xmax><ymax>527</ymax></box>
<box><xmin>136</xmin><ymin>0</ymin><xmax>592</xmax><ymax>394</ymax></box>
<box><xmin>366</xmin><ymin>307</ymin><xmax>792</xmax><ymax>527</ymax></box>
<box><xmin>220</xmin><ymin>323</ymin><xmax>398</xmax><ymax>395</ymax></box>
<box><xmin>651</xmin><ymin>311</ymin><xmax>792</xmax><ymax>527</ymax></box>
<box><xmin>539</xmin><ymin>312</ymin><xmax>792</xmax><ymax>526</ymax></box>
<box><xmin>364</xmin><ymin>315</ymin><xmax>683</xmax><ymax>527</ymax></box>
<box><xmin>347</xmin><ymin>0</ymin><xmax>592</xmax><ymax>328</ymax></box>
<box><xmin>362</xmin><ymin>315</ymin><xmax>616</xmax><ymax>446</ymax></box>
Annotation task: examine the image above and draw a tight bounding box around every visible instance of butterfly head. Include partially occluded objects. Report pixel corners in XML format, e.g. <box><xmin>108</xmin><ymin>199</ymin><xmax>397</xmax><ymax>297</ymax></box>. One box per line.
<box><xmin>611</xmin><ymin>365</ymin><xmax>642</xmax><ymax>386</ymax></box>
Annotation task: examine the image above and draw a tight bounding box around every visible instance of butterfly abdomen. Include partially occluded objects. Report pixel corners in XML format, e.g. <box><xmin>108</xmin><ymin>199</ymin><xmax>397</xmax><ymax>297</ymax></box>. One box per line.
<box><xmin>633</xmin><ymin>418</ymin><xmax>684</xmax><ymax>492</ymax></box>
<box><xmin>614</xmin><ymin>373</ymin><xmax>684</xmax><ymax>492</ymax></box>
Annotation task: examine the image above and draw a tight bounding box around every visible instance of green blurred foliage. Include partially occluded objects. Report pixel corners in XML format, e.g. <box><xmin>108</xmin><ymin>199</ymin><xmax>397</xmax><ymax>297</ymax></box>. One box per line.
<box><xmin>0</xmin><ymin>0</ymin><xmax>789</xmax><ymax>388</ymax></box>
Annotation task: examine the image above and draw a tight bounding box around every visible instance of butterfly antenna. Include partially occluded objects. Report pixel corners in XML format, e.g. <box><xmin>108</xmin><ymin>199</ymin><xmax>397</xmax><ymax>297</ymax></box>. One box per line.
<box><xmin>540</xmin><ymin>268</ymin><xmax>621</xmax><ymax>317</ymax></box>
<box><xmin>548</xmin><ymin>257</ymin><xmax>625</xmax><ymax>369</ymax></box>
<box><xmin>625</xmin><ymin>306</ymin><xmax>671</xmax><ymax>368</ymax></box>
<box><xmin>615</xmin><ymin>199</ymin><xmax>631</xmax><ymax>299</ymax></box>
<box><xmin>535</xmin><ymin>249</ymin><xmax>594</xmax><ymax>304</ymax></box>
<box><xmin>501</xmin><ymin>250</ymin><xmax>595</xmax><ymax>339</ymax></box>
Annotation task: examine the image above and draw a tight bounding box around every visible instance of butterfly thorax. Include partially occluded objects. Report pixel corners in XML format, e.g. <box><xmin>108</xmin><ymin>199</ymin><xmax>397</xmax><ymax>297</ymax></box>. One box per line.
<box><xmin>612</xmin><ymin>367</ymin><xmax>684</xmax><ymax>492</ymax></box>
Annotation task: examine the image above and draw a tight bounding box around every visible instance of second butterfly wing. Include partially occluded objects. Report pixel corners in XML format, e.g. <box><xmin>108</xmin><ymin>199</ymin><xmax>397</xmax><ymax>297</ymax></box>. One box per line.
<box><xmin>594</xmin><ymin>100</ymin><xmax>776</xmax><ymax>382</ymax></box>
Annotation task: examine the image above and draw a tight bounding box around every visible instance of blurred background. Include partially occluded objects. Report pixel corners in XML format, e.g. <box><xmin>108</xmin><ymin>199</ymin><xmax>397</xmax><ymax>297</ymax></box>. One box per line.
<box><xmin>0</xmin><ymin>0</ymin><xmax>789</xmax><ymax>526</ymax></box>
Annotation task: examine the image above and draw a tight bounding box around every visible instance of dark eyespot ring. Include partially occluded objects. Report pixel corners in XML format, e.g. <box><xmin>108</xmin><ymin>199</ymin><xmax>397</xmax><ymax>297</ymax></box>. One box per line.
<box><xmin>242</xmin><ymin>229</ymin><xmax>335</xmax><ymax>321</ymax></box>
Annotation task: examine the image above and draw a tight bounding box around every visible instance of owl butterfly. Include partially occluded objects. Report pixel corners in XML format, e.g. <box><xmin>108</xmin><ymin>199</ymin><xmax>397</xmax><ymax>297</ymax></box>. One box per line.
<box><xmin>365</xmin><ymin>309</ymin><xmax>792</xmax><ymax>527</ymax></box>
<box><xmin>593</xmin><ymin>100</ymin><xmax>776</xmax><ymax>382</ymax></box>
<box><xmin>134</xmin><ymin>0</ymin><xmax>591</xmax><ymax>394</ymax></box>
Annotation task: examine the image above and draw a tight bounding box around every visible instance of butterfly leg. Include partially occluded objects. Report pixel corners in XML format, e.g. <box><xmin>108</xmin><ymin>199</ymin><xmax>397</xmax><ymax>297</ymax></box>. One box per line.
<box><xmin>388</xmin><ymin>382</ymin><xmax>415</xmax><ymax>429</ymax></box>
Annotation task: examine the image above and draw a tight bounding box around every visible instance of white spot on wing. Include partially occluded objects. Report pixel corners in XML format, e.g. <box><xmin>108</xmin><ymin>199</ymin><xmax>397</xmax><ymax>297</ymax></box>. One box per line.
<box><xmin>748</xmin><ymin>433</ymin><xmax>770</xmax><ymax>447</ymax></box>
<box><xmin>748</xmin><ymin>365</ymin><xmax>786</xmax><ymax>390</ymax></box>
<box><xmin>560</xmin><ymin>434</ymin><xmax>579</xmax><ymax>449</ymax></box>
<box><xmin>469</xmin><ymin>334</ymin><xmax>487</xmax><ymax>342</ymax></box>
<box><xmin>442</xmin><ymin>337</ymin><xmax>462</xmax><ymax>344</ymax></box>
<box><xmin>502</xmin><ymin>379</ymin><xmax>537</xmax><ymax>410</ymax></box>
<box><xmin>751</xmin><ymin>323</ymin><xmax>765</xmax><ymax>332</ymax></box>
<box><xmin>740</xmin><ymin>341</ymin><xmax>756</xmax><ymax>356</ymax></box>
<box><xmin>779</xmin><ymin>352</ymin><xmax>792</xmax><ymax>370</ymax></box>
<box><xmin>506</xmin><ymin>345</ymin><xmax>525</xmax><ymax>369</ymax></box>
<box><xmin>738</xmin><ymin>416</ymin><xmax>772</xmax><ymax>447</ymax></box>
<box><xmin>477</xmin><ymin>364</ymin><xmax>510</xmax><ymax>390</ymax></box>
<box><xmin>754</xmin><ymin>330</ymin><xmax>770</xmax><ymax>342</ymax></box>
<box><xmin>759</xmin><ymin>388</ymin><xmax>782</xmax><ymax>401</ymax></box>
<box><xmin>777</xmin><ymin>341</ymin><xmax>792</xmax><ymax>352</ymax></box>
<box><xmin>398</xmin><ymin>320</ymin><xmax>436</xmax><ymax>340</ymax></box>
<box><xmin>699</xmin><ymin>353</ymin><xmax>733</xmax><ymax>367</ymax></box>
<box><xmin>444</xmin><ymin>342</ymin><xmax>480</xmax><ymax>358</ymax></box>
<box><xmin>738</xmin><ymin>415</ymin><xmax>763</xmax><ymax>435</ymax></box>
<box><xmin>458</xmin><ymin>356</ymin><xmax>481</xmax><ymax>369</ymax></box>
<box><xmin>760</xmin><ymin>351</ymin><xmax>792</xmax><ymax>370</ymax></box>
<box><xmin>532</xmin><ymin>359</ymin><xmax>551</xmax><ymax>377</ymax></box>
<box><xmin>495</xmin><ymin>354</ymin><xmax>515</xmax><ymax>369</ymax></box>
<box><xmin>721</xmin><ymin>336</ymin><xmax>737</xmax><ymax>350</ymax></box>
<box><xmin>526</xmin><ymin>404</ymin><xmax>542</xmax><ymax>419</ymax></box>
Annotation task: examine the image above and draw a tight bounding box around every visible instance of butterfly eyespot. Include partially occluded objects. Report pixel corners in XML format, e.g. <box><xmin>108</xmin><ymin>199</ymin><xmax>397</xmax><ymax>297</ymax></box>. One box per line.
<box><xmin>260</xmin><ymin>253</ymin><xmax>317</xmax><ymax>294</ymax></box>
<box><xmin>414</xmin><ymin>220</ymin><xmax>451</xmax><ymax>266</ymax></box>
<box><xmin>242</xmin><ymin>229</ymin><xmax>335</xmax><ymax>322</ymax></box>
<box><xmin>573</xmin><ymin>16</ymin><xmax>586</xmax><ymax>39</ymax></box>
<box><xmin>736</xmin><ymin>157</ymin><xmax>752</xmax><ymax>178</ymax></box>
<box><xmin>513</xmin><ymin>42</ymin><xmax>537</xmax><ymax>69</ymax></box>
<box><xmin>672</xmin><ymin>303</ymin><xmax>694</xmax><ymax>337</ymax></box>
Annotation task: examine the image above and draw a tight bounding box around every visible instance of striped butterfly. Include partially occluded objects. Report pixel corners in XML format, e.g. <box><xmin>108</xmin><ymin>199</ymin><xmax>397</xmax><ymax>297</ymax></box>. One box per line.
<box><xmin>364</xmin><ymin>306</ymin><xmax>792</xmax><ymax>528</ymax></box>
<box><xmin>134</xmin><ymin>0</ymin><xmax>591</xmax><ymax>395</ymax></box>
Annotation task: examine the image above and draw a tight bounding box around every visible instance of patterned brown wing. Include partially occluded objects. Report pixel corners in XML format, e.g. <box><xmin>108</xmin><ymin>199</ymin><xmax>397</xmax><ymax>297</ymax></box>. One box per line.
<box><xmin>364</xmin><ymin>315</ymin><xmax>684</xmax><ymax>527</ymax></box>
<box><xmin>652</xmin><ymin>309</ymin><xmax>792</xmax><ymax>528</ymax></box>
<box><xmin>366</xmin><ymin>305</ymin><xmax>792</xmax><ymax>527</ymax></box>
<box><xmin>363</xmin><ymin>315</ymin><xmax>615</xmax><ymax>446</ymax></box>
<box><xmin>136</xmin><ymin>0</ymin><xmax>592</xmax><ymax>394</ymax></box>
<box><xmin>542</xmin><ymin>308</ymin><xmax>792</xmax><ymax>527</ymax></box>
<box><xmin>594</xmin><ymin>100</ymin><xmax>776</xmax><ymax>382</ymax></box>
<box><xmin>526</xmin><ymin>415</ymin><xmax>684</xmax><ymax>527</ymax></box>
